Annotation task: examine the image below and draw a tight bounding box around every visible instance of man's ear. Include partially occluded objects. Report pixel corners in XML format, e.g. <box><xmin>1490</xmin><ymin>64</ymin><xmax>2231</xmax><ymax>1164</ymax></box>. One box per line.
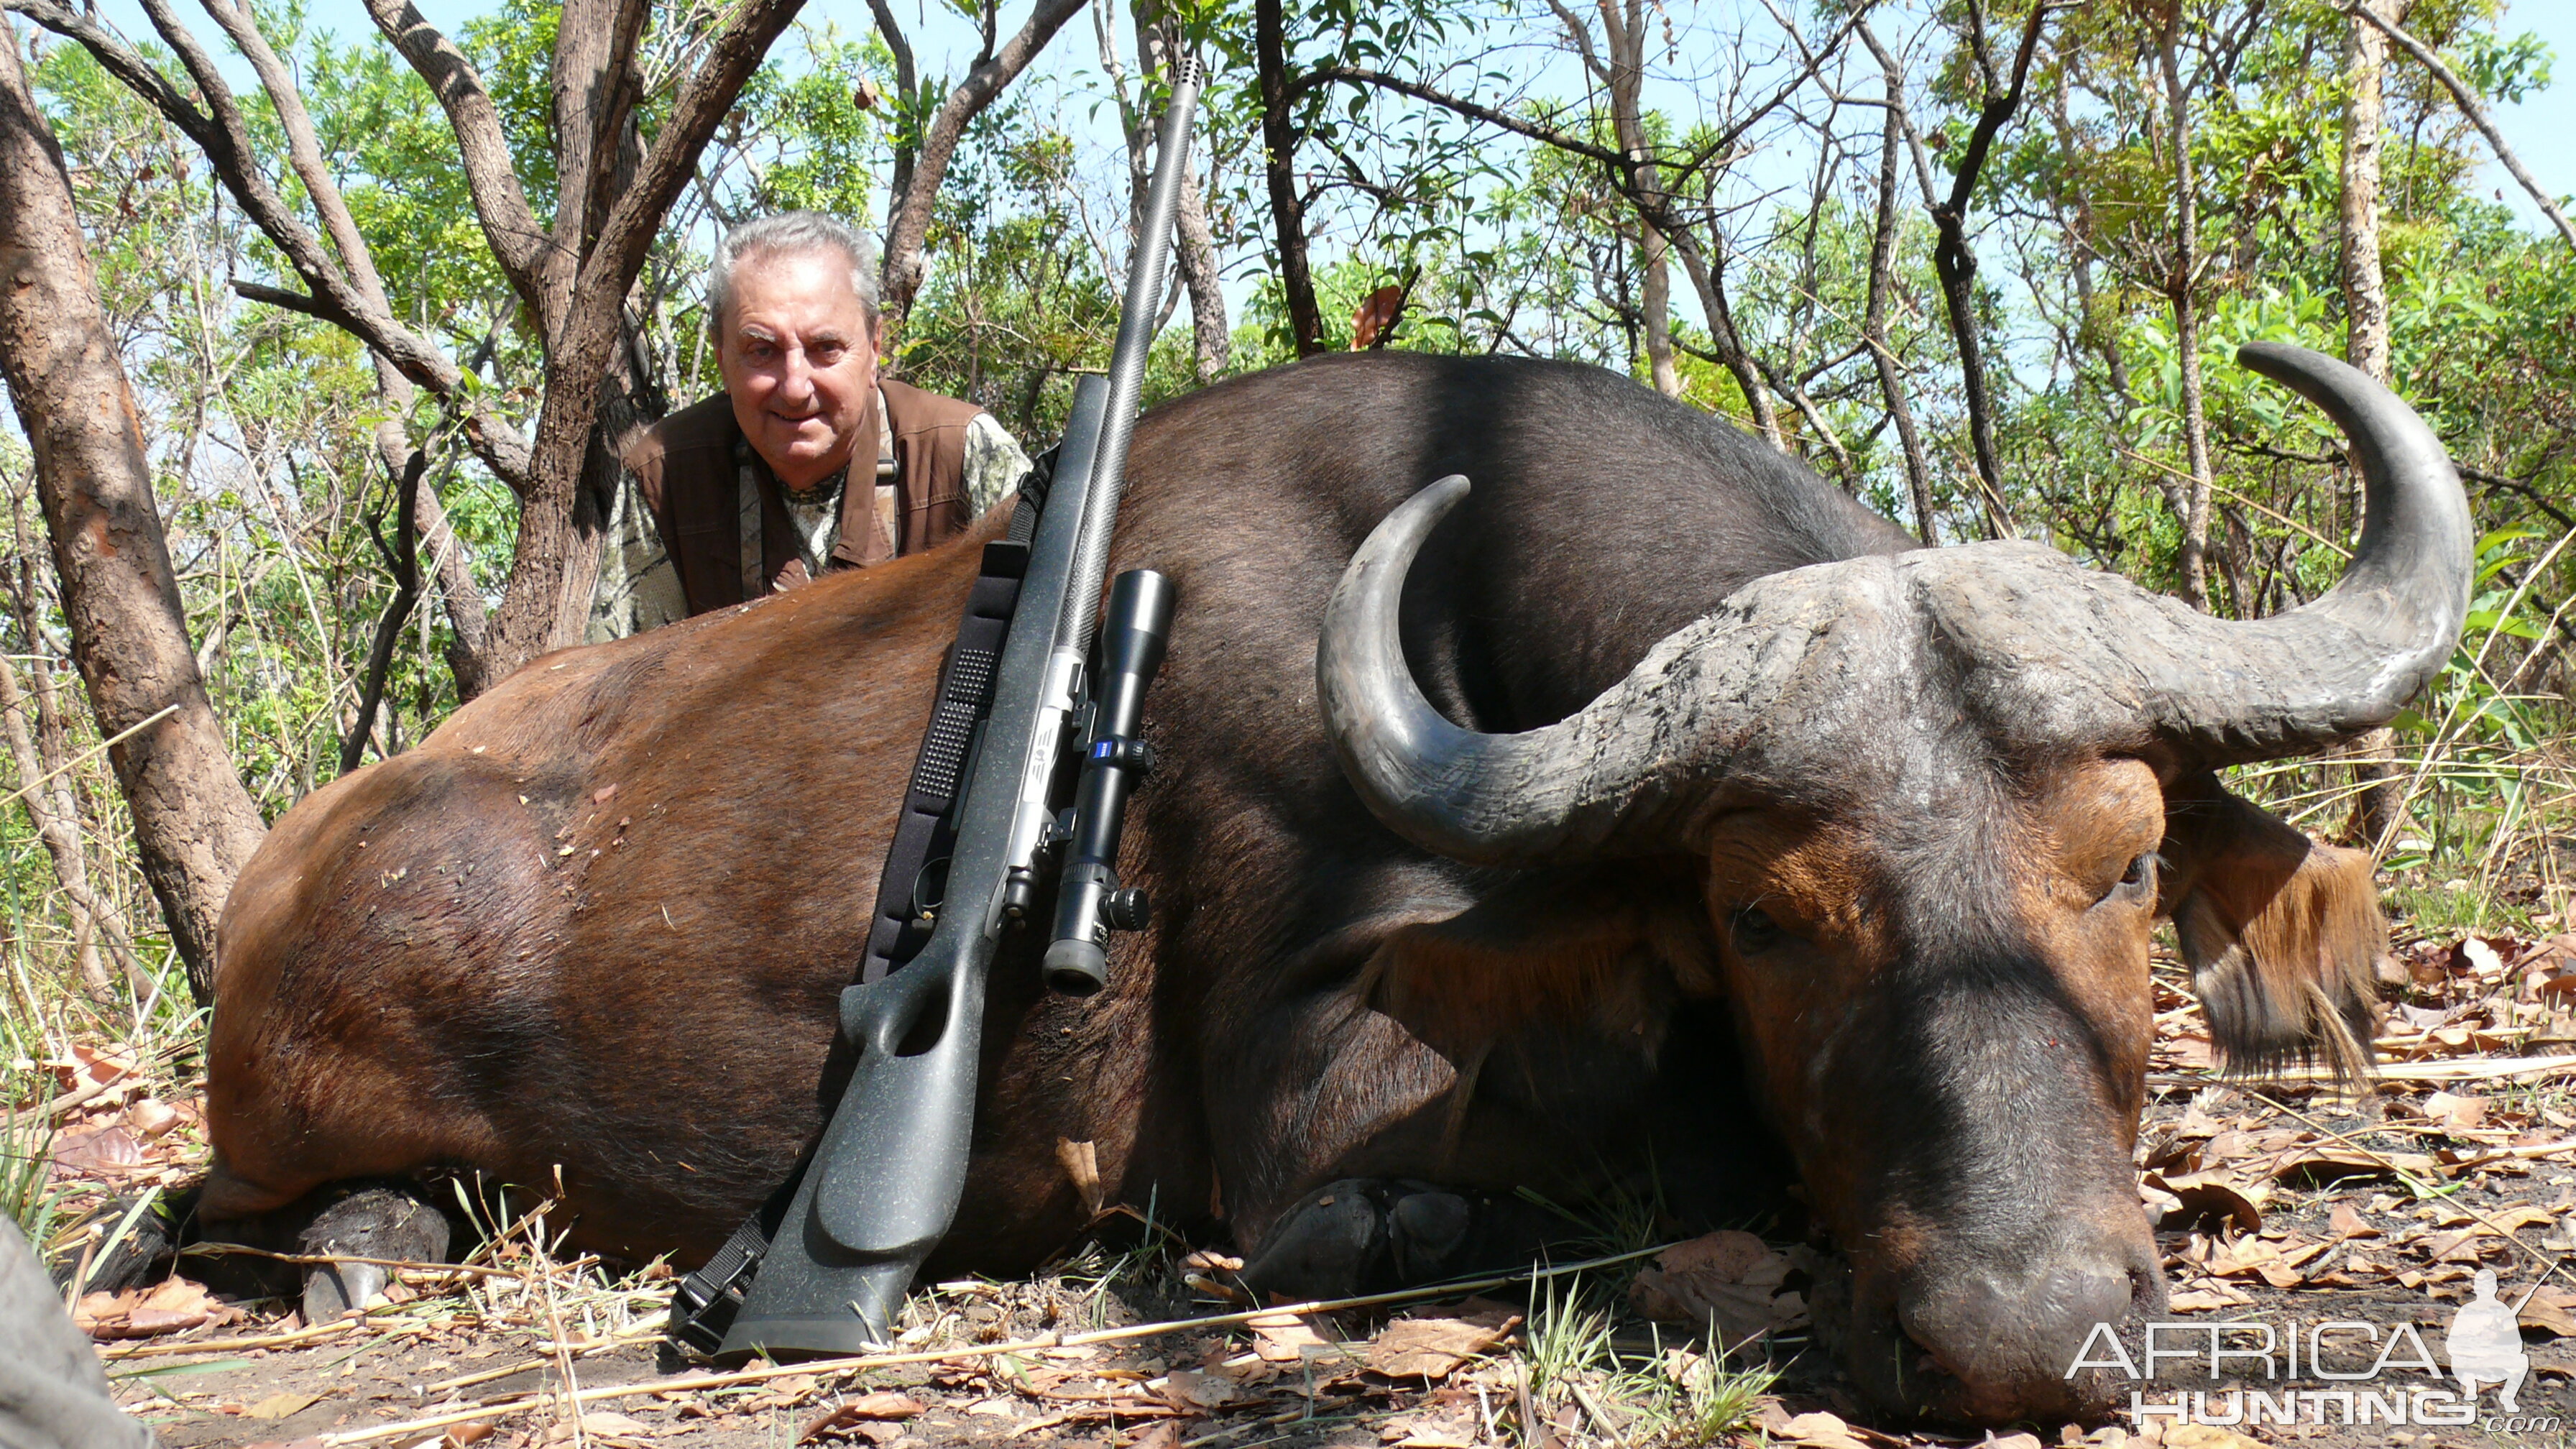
<box><xmin>2158</xmin><ymin>771</ymin><xmax>2389</xmax><ymax>1079</ymax></box>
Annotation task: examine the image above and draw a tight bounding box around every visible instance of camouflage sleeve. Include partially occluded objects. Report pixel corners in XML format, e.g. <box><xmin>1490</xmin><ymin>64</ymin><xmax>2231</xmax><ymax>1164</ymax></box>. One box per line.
<box><xmin>0</xmin><ymin>1219</ymin><xmax>157</xmax><ymax>1448</ymax></box>
<box><xmin>587</xmin><ymin>472</ymin><xmax>689</xmax><ymax>643</ymax></box>
<box><xmin>962</xmin><ymin>412</ymin><xmax>1034</xmax><ymax>522</ymax></box>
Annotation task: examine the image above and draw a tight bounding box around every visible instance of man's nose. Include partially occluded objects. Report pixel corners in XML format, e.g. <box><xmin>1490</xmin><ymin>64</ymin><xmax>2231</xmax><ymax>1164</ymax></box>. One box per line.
<box><xmin>776</xmin><ymin>349</ymin><xmax>815</xmax><ymax>402</ymax></box>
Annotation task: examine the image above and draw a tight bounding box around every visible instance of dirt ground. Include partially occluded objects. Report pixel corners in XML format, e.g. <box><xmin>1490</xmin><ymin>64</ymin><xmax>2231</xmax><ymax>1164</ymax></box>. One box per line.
<box><xmin>34</xmin><ymin>923</ymin><xmax>2576</xmax><ymax>1448</ymax></box>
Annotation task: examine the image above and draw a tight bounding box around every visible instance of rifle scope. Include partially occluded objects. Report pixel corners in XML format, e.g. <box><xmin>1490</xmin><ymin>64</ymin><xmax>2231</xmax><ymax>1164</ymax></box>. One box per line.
<box><xmin>1044</xmin><ymin>567</ymin><xmax>1174</xmax><ymax>994</ymax></box>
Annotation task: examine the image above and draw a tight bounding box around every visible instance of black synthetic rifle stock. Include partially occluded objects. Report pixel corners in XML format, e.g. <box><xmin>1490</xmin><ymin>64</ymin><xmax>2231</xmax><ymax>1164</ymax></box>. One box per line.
<box><xmin>704</xmin><ymin>58</ymin><xmax>1204</xmax><ymax>1359</ymax></box>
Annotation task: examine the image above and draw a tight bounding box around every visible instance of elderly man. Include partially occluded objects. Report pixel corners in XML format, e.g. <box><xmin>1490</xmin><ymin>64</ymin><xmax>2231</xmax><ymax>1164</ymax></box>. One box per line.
<box><xmin>594</xmin><ymin>213</ymin><xmax>1030</xmax><ymax>636</ymax></box>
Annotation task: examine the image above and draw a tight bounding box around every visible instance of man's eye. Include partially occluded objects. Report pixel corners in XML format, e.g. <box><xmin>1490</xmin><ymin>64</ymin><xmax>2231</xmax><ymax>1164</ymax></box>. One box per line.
<box><xmin>812</xmin><ymin>345</ymin><xmax>845</xmax><ymax>366</ymax></box>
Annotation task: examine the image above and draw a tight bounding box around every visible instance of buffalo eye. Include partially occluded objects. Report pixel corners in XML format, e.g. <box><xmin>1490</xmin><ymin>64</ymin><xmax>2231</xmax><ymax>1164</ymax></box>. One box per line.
<box><xmin>1730</xmin><ymin>906</ymin><xmax>1789</xmax><ymax>955</ymax></box>
<box><xmin>2102</xmin><ymin>852</ymin><xmax>2156</xmax><ymax>905</ymax></box>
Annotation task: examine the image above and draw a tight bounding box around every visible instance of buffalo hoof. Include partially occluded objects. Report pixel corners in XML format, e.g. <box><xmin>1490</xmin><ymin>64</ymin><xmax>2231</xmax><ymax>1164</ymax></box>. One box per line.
<box><xmin>49</xmin><ymin>1189</ymin><xmax>187</xmax><ymax>1296</ymax></box>
<box><xmin>298</xmin><ymin>1184</ymin><xmax>450</xmax><ymax>1323</ymax></box>
<box><xmin>1238</xmin><ymin>1179</ymin><xmax>1485</xmax><ymax>1300</ymax></box>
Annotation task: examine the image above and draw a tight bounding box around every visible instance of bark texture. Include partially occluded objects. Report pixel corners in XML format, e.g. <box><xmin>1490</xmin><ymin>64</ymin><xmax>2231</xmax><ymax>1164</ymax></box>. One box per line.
<box><xmin>1256</xmin><ymin>0</ymin><xmax>1327</xmax><ymax>356</ymax></box>
<box><xmin>2159</xmin><ymin>15</ymin><xmax>2214</xmax><ymax>611</ymax></box>
<box><xmin>1864</xmin><ymin>40</ymin><xmax>1934</xmax><ymax>542</ymax></box>
<box><xmin>0</xmin><ymin>32</ymin><xmax>265</xmax><ymax>1001</ymax></box>
<box><xmin>2338</xmin><ymin>0</ymin><xmax>2403</xmax><ymax>849</ymax></box>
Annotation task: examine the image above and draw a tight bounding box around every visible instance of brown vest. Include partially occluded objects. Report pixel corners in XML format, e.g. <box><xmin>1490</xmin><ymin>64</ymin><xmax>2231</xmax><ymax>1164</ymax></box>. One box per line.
<box><xmin>623</xmin><ymin>378</ymin><xmax>989</xmax><ymax>616</ymax></box>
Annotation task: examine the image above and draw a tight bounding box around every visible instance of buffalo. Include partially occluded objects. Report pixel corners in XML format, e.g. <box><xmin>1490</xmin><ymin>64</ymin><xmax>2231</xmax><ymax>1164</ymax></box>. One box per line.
<box><xmin>199</xmin><ymin>343</ymin><xmax>2465</xmax><ymax>1424</ymax></box>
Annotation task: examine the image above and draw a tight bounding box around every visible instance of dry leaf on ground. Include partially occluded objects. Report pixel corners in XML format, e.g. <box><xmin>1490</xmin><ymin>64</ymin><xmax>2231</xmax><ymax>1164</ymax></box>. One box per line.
<box><xmin>2518</xmin><ymin>1284</ymin><xmax>2576</xmax><ymax>1338</ymax></box>
<box><xmin>2327</xmin><ymin>1201</ymin><xmax>2378</xmax><ymax>1239</ymax></box>
<box><xmin>2271</xmin><ymin>1142</ymin><xmax>2439</xmax><ymax>1183</ymax></box>
<box><xmin>1377</xmin><ymin>1408</ymin><xmax>1478</xmax><ymax>1448</ymax></box>
<box><xmin>2424</xmin><ymin>1091</ymin><xmax>2489</xmax><ymax>1131</ymax></box>
<box><xmin>1159</xmin><ymin>1368</ymin><xmax>1248</xmax><ymax>1409</ymax></box>
<box><xmin>1248</xmin><ymin>1310</ymin><xmax>1340</xmax><ymax>1364</ymax></box>
<box><xmin>242</xmin><ymin>1391</ymin><xmax>323</xmax><ymax>1420</ymax></box>
<box><xmin>2165</xmin><ymin>1425</ymin><xmax>2265</xmax><ymax>1449</ymax></box>
<box><xmin>1365</xmin><ymin>1305</ymin><xmax>1519</xmax><ymax>1380</ymax></box>
<box><xmin>1771</xmin><ymin>1409</ymin><xmax>1870</xmax><ymax>1449</ymax></box>
<box><xmin>1627</xmin><ymin>1229</ymin><xmax>1801</xmax><ymax>1340</ymax></box>
<box><xmin>797</xmin><ymin>1388</ymin><xmax>926</xmax><ymax>1441</ymax></box>
<box><xmin>52</xmin><ymin>1124</ymin><xmax>147</xmax><ymax>1175</ymax></box>
<box><xmin>2166</xmin><ymin>1282</ymin><xmax>2252</xmax><ymax>1313</ymax></box>
<box><xmin>2143</xmin><ymin>1172</ymin><xmax>2264</xmax><ymax>1234</ymax></box>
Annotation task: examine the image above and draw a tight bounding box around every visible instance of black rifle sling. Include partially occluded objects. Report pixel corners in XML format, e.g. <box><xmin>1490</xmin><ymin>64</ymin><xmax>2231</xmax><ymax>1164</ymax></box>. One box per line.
<box><xmin>667</xmin><ymin>454</ymin><xmax>1057</xmax><ymax>1356</ymax></box>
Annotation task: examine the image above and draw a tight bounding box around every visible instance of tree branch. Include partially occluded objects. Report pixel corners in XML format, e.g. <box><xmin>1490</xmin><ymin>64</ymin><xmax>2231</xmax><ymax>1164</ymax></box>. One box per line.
<box><xmin>2346</xmin><ymin>0</ymin><xmax>2576</xmax><ymax>257</ymax></box>
<box><xmin>880</xmin><ymin>0</ymin><xmax>1090</xmax><ymax>329</ymax></box>
<box><xmin>359</xmin><ymin>0</ymin><xmax>548</xmax><ymax>307</ymax></box>
<box><xmin>343</xmin><ymin>444</ymin><xmax>427</xmax><ymax>775</ymax></box>
<box><xmin>865</xmin><ymin>0</ymin><xmax>919</xmax><ymax>207</ymax></box>
<box><xmin>6</xmin><ymin>0</ymin><xmax>537</xmax><ymax>492</ymax></box>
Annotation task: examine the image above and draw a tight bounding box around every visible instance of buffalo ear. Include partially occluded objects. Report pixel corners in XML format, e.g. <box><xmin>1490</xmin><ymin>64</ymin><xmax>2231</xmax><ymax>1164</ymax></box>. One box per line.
<box><xmin>2157</xmin><ymin>773</ymin><xmax>2388</xmax><ymax>1080</ymax></box>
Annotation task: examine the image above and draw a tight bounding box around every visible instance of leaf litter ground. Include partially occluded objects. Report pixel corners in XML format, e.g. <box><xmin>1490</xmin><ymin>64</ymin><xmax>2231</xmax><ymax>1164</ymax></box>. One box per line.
<box><xmin>25</xmin><ymin>919</ymin><xmax>2576</xmax><ymax>1448</ymax></box>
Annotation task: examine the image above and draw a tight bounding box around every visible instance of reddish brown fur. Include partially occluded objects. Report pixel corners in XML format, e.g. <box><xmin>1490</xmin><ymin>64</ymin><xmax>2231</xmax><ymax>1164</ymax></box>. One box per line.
<box><xmin>2158</xmin><ymin>771</ymin><xmax>2389</xmax><ymax>1077</ymax></box>
<box><xmin>1694</xmin><ymin>760</ymin><xmax>2163</xmax><ymax>1254</ymax></box>
<box><xmin>208</xmin><ymin>531</ymin><xmax>975</xmax><ymax>1252</ymax></box>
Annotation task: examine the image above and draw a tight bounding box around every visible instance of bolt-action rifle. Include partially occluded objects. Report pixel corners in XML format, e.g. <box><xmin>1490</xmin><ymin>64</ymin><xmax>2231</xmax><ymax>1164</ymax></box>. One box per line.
<box><xmin>668</xmin><ymin>59</ymin><xmax>1202</xmax><ymax>1358</ymax></box>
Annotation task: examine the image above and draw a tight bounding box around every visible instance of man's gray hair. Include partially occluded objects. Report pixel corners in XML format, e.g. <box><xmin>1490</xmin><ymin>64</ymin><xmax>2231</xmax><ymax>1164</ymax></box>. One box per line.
<box><xmin>707</xmin><ymin>212</ymin><xmax>880</xmax><ymax>337</ymax></box>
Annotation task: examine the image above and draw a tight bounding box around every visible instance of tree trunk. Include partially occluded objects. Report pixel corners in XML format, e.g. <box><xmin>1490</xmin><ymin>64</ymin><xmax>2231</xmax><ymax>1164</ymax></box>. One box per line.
<box><xmin>1637</xmin><ymin>222</ymin><xmax>1679</xmax><ymax>397</ymax></box>
<box><xmin>2338</xmin><ymin>0</ymin><xmax>2403</xmax><ymax>849</ymax></box>
<box><xmin>0</xmin><ymin>32</ymin><xmax>265</xmax><ymax>1003</ymax></box>
<box><xmin>1130</xmin><ymin>0</ymin><xmax>1227</xmax><ymax>383</ymax></box>
<box><xmin>1591</xmin><ymin>0</ymin><xmax>1678</xmax><ymax>399</ymax></box>
<box><xmin>1256</xmin><ymin>0</ymin><xmax>1326</xmax><ymax>357</ymax></box>
<box><xmin>1865</xmin><ymin>47</ymin><xmax>1935</xmax><ymax>543</ymax></box>
<box><xmin>2159</xmin><ymin>18</ymin><xmax>2213</xmax><ymax>612</ymax></box>
<box><xmin>0</xmin><ymin>649</ymin><xmax>144</xmax><ymax>1002</ymax></box>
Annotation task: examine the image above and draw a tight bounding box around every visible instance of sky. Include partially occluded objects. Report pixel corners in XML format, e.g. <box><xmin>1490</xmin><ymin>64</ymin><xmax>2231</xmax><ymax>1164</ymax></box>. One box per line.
<box><xmin>2479</xmin><ymin>1</ymin><xmax>2575</xmax><ymax>234</ymax></box>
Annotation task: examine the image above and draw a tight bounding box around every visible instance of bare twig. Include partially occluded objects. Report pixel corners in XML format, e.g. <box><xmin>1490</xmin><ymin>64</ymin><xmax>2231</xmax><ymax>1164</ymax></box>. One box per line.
<box><xmin>3</xmin><ymin>704</ymin><xmax>179</xmax><ymax>811</ymax></box>
<box><xmin>2345</xmin><ymin>1</ymin><xmax>2576</xmax><ymax>256</ymax></box>
<box><xmin>341</xmin><ymin>444</ymin><xmax>433</xmax><ymax>775</ymax></box>
<box><xmin>96</xmin><ymin>1317</ymin><xmax>364</xmax><ymax>1360</ymax></box>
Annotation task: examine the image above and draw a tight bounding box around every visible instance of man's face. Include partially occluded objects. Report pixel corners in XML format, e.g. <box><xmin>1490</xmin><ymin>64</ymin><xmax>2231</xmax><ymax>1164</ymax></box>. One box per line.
<box><xmin>715</xmin><ymin>247</ymin><xmax>882</xmax><ymax>492</ymax></box>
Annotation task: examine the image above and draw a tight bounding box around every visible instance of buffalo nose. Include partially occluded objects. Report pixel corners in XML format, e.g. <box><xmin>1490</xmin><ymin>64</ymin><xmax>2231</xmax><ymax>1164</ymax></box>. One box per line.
<box><xmin>1898</xmin><ymin>1248</ymin><xmax>2155</xmax><ymax>1419</ymax></box>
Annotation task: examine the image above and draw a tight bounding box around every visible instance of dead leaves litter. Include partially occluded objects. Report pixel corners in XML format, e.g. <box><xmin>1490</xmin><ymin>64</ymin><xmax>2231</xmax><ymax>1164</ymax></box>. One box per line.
<box><xmin>1363</xmin><ymin>1301</ymin><xmax>1520</xmax><ymax>1380</ymax></box>
<box><xmin>75</xmin><ymin>1275</ymin><xmax>236</xmax><ymax>1338</ymax></box>
<box><xmin>797</xmin><ymin>1391</ymin><xmax>926</xmax><ymax>1444</ymax></box>
<box><xmin>1627</xmin><ymin>1228</ymin><xmax>1807</xmax><ymax>1343</ymax></box>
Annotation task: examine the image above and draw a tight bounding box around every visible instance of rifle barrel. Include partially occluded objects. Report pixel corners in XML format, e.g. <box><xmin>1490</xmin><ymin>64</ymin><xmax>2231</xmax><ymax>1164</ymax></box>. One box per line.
<box><xmin>1058</xmin><ymin>56</ymin><xmax>1204</xmax><ymax>658</ymax></box>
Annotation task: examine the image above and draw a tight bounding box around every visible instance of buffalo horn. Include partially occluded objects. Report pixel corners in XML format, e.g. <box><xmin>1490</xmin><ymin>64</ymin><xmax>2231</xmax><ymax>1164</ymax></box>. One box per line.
<box><xmin>2130</xmin><ymin>343</ymin><xmax>2474</xmax><ymax>758</ymax></box>
<box><xmin>1314</xmin><ymin>474</ymin><xmax>1721</xmax><ymax>865</ymax></box>
<box><xmin>1317</xmin><ymin>346</ymin><xmax>2473</xmax><ymax>867</ymax></box>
